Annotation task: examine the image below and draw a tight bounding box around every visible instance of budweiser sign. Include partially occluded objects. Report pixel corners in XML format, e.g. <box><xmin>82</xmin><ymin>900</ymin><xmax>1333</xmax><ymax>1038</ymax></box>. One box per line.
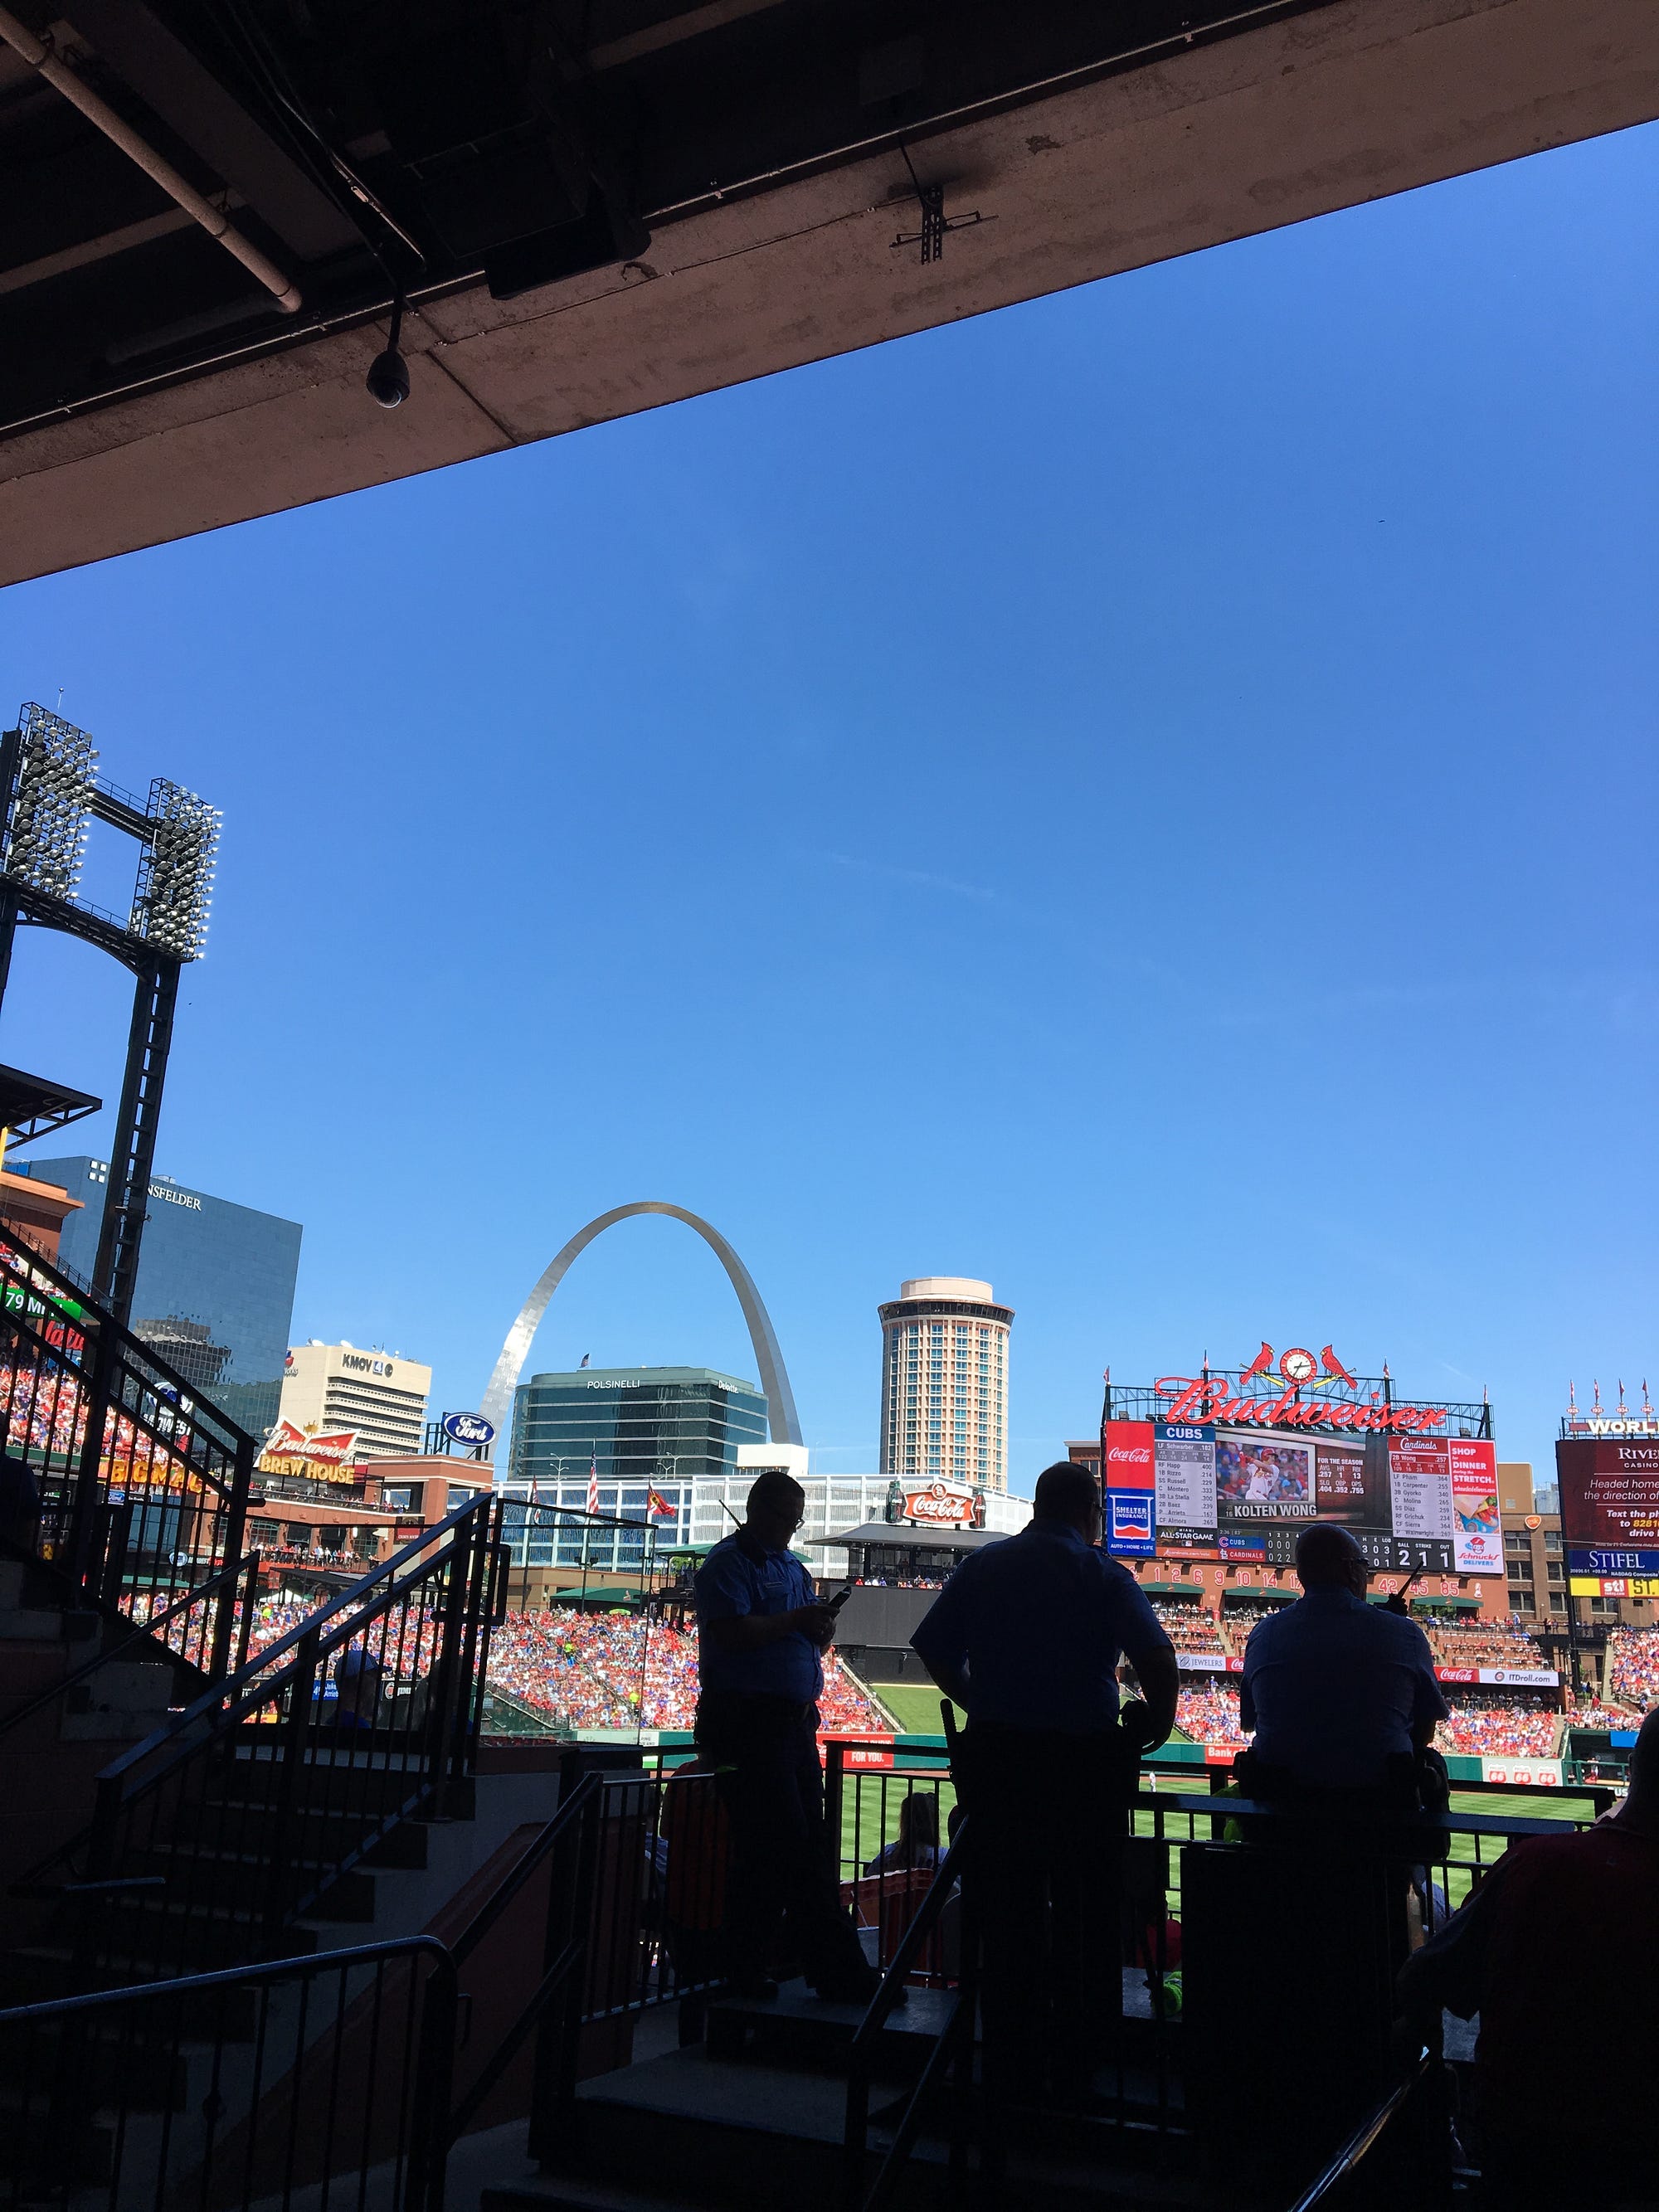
<box><xmin>902</xmin><ymin>1482</ymin><xmax>980</xmax><ymax>1526</ymax></box>
<box><xmin>1155</xmin><ymin>1376</ymin><xmax>1447</xmax><ymax>1435</ymax></box>
<box><xmin>259</xmin><ymin>1420</ymin><xmax>362</xmax><ymax>1480</ymax></box>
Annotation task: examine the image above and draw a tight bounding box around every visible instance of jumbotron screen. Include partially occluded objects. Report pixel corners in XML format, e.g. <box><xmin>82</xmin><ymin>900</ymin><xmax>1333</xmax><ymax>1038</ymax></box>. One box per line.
<box><xmin>1558</xmin><ymin>1435</ymin><xmax>1659</xmax><ymax>1598</ymax></box>
<box><xmin>1104</xmin><ymin>1418</ymin><xmax>1502</xmax><ymax>1575</ymax></box>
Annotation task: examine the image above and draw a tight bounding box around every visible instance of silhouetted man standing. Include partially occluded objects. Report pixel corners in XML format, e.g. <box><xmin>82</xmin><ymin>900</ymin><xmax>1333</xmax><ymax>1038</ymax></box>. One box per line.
<box><xmin>694</xmin><ymin>1470</ymin><xmax>875</xmax><ymax>2002</ymax></box>
<box><xmin>911</xmin><ymin>1461</ymin><xmax>1178</xmax><ymax>2102</ymax></box>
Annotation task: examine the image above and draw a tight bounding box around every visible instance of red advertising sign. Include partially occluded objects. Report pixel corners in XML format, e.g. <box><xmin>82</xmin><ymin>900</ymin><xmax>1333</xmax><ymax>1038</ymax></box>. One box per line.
<box><xmin>1104</xmin><ymin>1421</ymin><xmax>1155</xmax><ymax>1488</ymax></box>
<box><xmin>901</xmin><ymin>1482</ymin><xmax>980</xmax><ymax>1526</ymax></box>
<box><xmin>826</xmin><ymin>1738</ymin><xmax>895</xmax><ymax>1769</ymax></box>
<box><xmin>259</xmin><ymin>1420</ymin><xmax>362</xmax><ymax>1486</ymax></box>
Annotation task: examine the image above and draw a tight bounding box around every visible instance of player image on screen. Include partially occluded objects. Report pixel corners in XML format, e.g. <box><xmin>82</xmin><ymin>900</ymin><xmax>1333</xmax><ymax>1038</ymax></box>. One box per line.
<box><xmin>1218</xmin><ymin>1438</ymin><xmax>1311</xmax><ymax>1513</ymax></box>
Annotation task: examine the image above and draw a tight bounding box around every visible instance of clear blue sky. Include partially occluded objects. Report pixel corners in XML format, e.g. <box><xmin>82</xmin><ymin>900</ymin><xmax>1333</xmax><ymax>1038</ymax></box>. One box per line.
<box><xmin>4</xmin><ymin>122</ymin><xmax>1656</xmax><ymax>1493</ymax></box>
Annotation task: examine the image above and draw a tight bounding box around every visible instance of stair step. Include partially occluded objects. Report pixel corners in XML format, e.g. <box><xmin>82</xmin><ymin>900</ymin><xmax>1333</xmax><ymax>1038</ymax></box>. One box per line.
<box><xmin>705</xmin><ymin>1979</ymin><xmax>951</xmax><ymax>2071</ymax></box>
<box><xmin>484</xmin><ymin>2180</ymin><xmax>713</xmax><ymax>2212</ymax></box>
<box><xmin>0</xmin><ymin>1607</ymin><xmax>99</xmax><ymax>1643</ymax></box>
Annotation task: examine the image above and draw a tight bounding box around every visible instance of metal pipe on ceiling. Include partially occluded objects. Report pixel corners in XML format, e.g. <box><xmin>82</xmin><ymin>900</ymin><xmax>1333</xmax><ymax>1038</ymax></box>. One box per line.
<box><xmin>0</xmin><ymin>4</ymin><xmax>301</xmax><ymax>313</ymax></box>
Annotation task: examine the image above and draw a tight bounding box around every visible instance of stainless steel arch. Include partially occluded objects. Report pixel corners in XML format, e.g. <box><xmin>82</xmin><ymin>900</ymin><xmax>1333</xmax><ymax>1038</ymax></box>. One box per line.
<box><xmin>479</xmin><ymin>1202</ymin><xmax>803</xmax><ymax>1446</ymax></box>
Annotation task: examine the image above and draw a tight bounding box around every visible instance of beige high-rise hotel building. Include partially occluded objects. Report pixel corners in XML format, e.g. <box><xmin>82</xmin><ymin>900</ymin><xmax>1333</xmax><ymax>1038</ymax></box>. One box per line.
<box><xmin>878</xmin><ymin>1277</ymin><xmax>1012</xmax><ymax>1490</ymax></box>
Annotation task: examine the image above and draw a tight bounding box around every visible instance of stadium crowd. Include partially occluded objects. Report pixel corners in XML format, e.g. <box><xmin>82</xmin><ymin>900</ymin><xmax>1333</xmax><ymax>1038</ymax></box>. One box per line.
<box><xmin>483</xmin><ymin>1605</ymin><xmax>883</xmax><ymax>1732</ymax></box>
<box><xmin>1424</xmin><ymin>1619</ymin><xmax>1549</xmax><ymax>1670</ymax></box>
<box><xmin>1609</xmin><ymin>1626</ymin><xmax>1659</xmax><ymax>1711</ymax></box>
<box><xmin>1148</xmin><ymin>1601</ymin><xmax>1229</xmax><ymax>1655</ymax></box>
<box><xmin>1435</xmin><ymin>1694</ymin><xmax>1559</xmax><ymax>1757</ymax></box>
<box><xmin>1571</xmin><ymin>1699</ymin><xmax>1639</xmax><ymax>1731</ymax></box>
<box><xmin>1175</xmin><ymin>1681</ymin><xmax>1248</xmax><ymax>1746</ymax></box>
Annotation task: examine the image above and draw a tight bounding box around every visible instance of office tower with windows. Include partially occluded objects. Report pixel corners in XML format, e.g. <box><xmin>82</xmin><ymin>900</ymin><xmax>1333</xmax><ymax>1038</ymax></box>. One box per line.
<box><xmin>878</xmin><ymin>1277</ymin><xmax>1012</xmax><ymax>1490</ymax></box>
<box><xmin>279</xmin><ymin>1342</ymin><xmax>432</xmax><ymax>1461</ymax></box>
<box><xmin>504</xmin><ymin>1365</ymin><xmax>768</xmax><ymax>1573</ymax></box>
<box><xmin>26</xmin><ymin>1155</ymin><xmax>301</xmax><ymax>1437</ymax></box>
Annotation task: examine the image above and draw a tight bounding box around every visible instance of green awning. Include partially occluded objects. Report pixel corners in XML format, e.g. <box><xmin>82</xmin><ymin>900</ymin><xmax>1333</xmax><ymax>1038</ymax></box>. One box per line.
<box><xmin>1404</xmin><ymin>1595</ymin><xmax>1481</xmax><ymax>1610</ymax></box>
<box><xmin>1133</xmin><ymin>1581</ymin><xmax>1212</xmax><ymax>1595</ymax></box>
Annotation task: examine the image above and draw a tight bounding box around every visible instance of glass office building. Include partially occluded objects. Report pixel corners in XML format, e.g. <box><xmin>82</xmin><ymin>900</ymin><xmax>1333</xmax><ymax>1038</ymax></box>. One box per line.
<box><xmin>26</xmin><ymin>1156</ymin><xmax>302</xmax><ymax>1437</ymax></box>
<box><xmin>504</xmin><ymin>1365</ymin><xmax>768</xmax><ymax>1572</ymax></box>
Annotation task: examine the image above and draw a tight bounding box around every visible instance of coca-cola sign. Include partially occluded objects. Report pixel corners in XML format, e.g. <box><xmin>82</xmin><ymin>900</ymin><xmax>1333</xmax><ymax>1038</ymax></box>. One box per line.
<box><xmin>902</xmin><ymin>1482</ymin><xmax>979</xmax><ymax>1526</ymax></box>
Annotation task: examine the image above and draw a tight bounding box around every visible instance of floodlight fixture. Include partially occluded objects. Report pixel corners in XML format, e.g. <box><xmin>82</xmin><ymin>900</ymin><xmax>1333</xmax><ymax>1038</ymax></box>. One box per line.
<box><xmin>0</xmin><ymin>702</ymin><xmax>225</xmax><ymax>1325</ymax></box>
<box><xmin>2</xmin><ymin>703</ymin><xmax>95</xmax><ymax>901</ymax></box>
<box><xmin>131</xmin><ymin>777</ymin><xmax>221</xmax><ymax>960</ymax></box>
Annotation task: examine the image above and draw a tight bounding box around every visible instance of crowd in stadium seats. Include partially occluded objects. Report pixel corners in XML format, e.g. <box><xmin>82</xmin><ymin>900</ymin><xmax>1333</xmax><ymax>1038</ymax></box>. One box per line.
<box><xmin>1572</xmin><ymin>1700</ymin><xmax>1639</xmax><ymax>1731</ymax></box>
<box><xmin>143</xmin><ymin>1587</ymin><xmax>888</xmax><ymax>1734</ymax></box>
<box><xmin>1424</xmin><ymin>1620</ymin><xmax>1549</xmax><ymax>1670</ymax></box>
<box><xmin>1436</xmin><ymin>1695</ymin><xmax>1559</xmax><ymax>1757</ymax></box>
<box><xmin>481</xmin><ymin>1605</ymin><xmax>883</xmax><ymax>1732</ymax></box>
<box><xmin>1609</xmin><ymin>1627</ymin><xmax>1659</xmax><ymax>1712</ymax></box>
<box><xmin>1148</xmin><ymin>1602</ymin><xmax>1229</xmax><ymax>1655</ymax></box>
<box><xmin>1175</xmin><ymin>1683</ymin><xmax>1248</xmax><ymax>1746</ymax></box>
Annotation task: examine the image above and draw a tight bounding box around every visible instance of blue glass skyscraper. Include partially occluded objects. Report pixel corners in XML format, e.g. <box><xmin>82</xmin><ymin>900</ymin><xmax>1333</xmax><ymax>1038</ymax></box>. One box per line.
<box><xmin>23</xmin><ymin>1155</ymin><xmax>301</xmax><ymax>1436</ymax></box>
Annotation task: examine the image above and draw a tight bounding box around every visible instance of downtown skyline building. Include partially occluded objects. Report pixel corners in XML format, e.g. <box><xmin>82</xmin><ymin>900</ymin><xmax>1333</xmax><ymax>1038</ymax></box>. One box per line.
<box><xmin>25</xmin><ymin>1155</ymin><xmax>301</xmax><ymax>1437</ymax></box>
<box><xmin>279</xmin><ymin>1341</ymin><xmax>432</xmax><ymax>1461</ymax></box>
<box><xmin>878</xmin><ymin>1276</ymin><xmax>1012</xmax><ymax>1490</ymax></box>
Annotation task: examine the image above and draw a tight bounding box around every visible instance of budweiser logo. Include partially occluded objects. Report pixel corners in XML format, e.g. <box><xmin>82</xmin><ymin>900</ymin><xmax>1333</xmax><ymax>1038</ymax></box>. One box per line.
<box><xmin>1155</xmin><ymin>1377</ymin><xmax>1447</xmax><ymax>1434</ymax></box>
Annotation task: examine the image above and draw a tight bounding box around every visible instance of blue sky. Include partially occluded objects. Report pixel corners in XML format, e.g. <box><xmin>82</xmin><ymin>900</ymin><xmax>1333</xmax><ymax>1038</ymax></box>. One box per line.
<box><xmin>4</xmin><ymin>120</ymin><xmax>1656</xmax><ymax>1493</ymax></box>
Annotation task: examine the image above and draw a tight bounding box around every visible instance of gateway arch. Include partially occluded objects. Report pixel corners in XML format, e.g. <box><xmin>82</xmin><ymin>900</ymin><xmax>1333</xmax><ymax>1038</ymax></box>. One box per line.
<box><xmin>479</xmin><ymin>1202</ymin><xmax>803</xmax><ymax>1447</ymax></box>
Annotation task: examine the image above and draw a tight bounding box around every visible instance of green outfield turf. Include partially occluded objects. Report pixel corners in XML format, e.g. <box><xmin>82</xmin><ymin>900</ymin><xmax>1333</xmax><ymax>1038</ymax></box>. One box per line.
<box><xmin>870</xmin><ymin>1684</ymin><xmax>963</xmax><ymax>1735</ymax></box>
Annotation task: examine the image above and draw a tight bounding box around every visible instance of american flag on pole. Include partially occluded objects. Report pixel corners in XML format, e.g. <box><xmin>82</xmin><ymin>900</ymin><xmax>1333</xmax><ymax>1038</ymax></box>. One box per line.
<box><xmin>586</xmin><ymin>1454</ymin><xmax>599</xmax><ymax>1516</ymax></box>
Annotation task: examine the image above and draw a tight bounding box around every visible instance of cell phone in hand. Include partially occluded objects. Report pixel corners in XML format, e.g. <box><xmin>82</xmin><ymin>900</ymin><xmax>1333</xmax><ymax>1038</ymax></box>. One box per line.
<box><xmin>826</xmin><ymin>1585</ymin><xmax>852</xmax><ymax>1613</ymax></box>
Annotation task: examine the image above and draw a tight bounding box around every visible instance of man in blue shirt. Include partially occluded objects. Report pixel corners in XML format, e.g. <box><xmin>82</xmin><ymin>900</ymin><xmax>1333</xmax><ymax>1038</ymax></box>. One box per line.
<box><xmin>911</xmin><ymin>1461</ymin><xmax>1178</xmax><ymax>2101</ymax></box>
<box><xmin>694</xmin><ymin>1470</ymin><xmax>875</xmax><ymax>2002</ymax></box>
<box><xmin>1239</xmin><ymin>1524</ymin><xmax>1448</xmax><ymax>1802</ymax></box>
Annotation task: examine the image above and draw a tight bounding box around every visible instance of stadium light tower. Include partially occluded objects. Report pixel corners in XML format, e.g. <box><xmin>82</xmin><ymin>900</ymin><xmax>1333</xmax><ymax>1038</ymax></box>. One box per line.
<box><xmin>0</xmin><ymin>703</ymin><xmax>221</xmax><ymax>1325</ymax></box>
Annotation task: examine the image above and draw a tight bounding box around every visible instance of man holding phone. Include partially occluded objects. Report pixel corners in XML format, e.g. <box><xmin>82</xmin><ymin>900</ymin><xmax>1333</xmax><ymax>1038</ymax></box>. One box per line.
<box><xmin>693</xmin><ymin>1469</ymin><xmax>878</xmax><ymax>2002</ymax></box>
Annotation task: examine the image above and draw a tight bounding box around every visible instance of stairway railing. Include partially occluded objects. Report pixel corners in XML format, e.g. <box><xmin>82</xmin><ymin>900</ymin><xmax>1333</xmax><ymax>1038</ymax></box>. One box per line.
<box><xmin>17</xmin><ymin>1491</ymin><xmax>503</xmax><ymax>1980</ymax></box>
<box><xmin>0</xmin><ymin>1223</ymin><xmax>253</xmax><ymax>1681</ymax></box>
<box><xmin>0</xmin><ymin>1934</ymin><xmax>459</xmax><ymax>2212</ymax></box>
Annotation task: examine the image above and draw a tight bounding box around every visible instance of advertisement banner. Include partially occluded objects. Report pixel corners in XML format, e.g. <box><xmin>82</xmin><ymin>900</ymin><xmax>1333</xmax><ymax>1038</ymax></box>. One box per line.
<box><xmin>1449</xmin><ymin>1439</ymin><xmax>1501</xmax><ymax>1573</ymax></box>
<box><xmin>1176</xmin><ymin>1653</ymin><xmax>1245</xmax><ymax>1673</ymax></box>
<box><xmin>1103</xmin><ymin>1420</ymin><xmax>1155</xmax><ymax>1488</ymax></box>
<box><xmin>1569</xmin><ymin>1547</ymin><xmax>1659</xmax><ymax>1578</ymax></box>
<box><xmin>1434</xmin><ymin>1666</ymin><xmax>1559</xmax><ymax>1688</ymax></box>
<box><xmin>1154</xmin><ymin>1421</ymin><xmax>1216</xmax><ymax>1541</ymax></box>
<box><xmin>1479</xmin><ymin>1757</ymin><xmax>1562</xmax><ymax>1787</ymax></box>
<box><xmin>1106</xmin><ymin>1490</ymin><xmax>1155</xmax><ymax>1557</ymax></box>
<box><xmin>1558</xmin><ymin>1437</ymin><xmax>1659</xmax><ymax>1551</ymax></box>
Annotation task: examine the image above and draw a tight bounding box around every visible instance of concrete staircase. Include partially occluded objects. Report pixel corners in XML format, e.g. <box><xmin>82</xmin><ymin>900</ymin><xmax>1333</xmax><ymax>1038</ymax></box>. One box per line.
<box><xmin>481</xmin><ymin>1981</ymin><xmax>1210</xmax><ymax>2212</ymax></box>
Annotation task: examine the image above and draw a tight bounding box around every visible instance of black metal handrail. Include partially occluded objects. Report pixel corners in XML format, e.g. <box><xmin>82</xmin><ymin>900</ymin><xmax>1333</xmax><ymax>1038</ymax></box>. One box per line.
<box><xmin>15</xmin><ymin>1491</ymin><xmax>501</xmax><ymax>1978</ymax></box>
<box><xmin>843</xmin><ymin>1818</ymin><xmax>973</xmax><ymax>2212</ymax></box>
<box><xmin>1285</xmin><ymin>2049</ymin><xmax>1434</xmax><ymax>2211</ymax></box>
<box><xmin>0</xmin><ymin>1547</ymin><xmax>261</xmax><ymax>1748</ymax></box>
<box><xmin>85</xmin><ymin>1488</ymin><xmax>496</xmax><ymax>1788</ymax></box>
<box><xmin>0</xmin><ymin>1223</ymin><xmax>253</xmax><ymax>1675</ymax></box>
<box><xmin>444</xmin><ymin>1771</ymin><xmax>604</xmax><ymax>2151</ymax></box>
<box><xmin>0</xmin><ymin>1935</ymin><xmax>459</xmax><ymax>2212</ymax></box>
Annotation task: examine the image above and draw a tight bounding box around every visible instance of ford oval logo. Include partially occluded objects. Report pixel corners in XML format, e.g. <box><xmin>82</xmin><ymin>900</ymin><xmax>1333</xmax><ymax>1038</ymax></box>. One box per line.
<box><xmin>443</xmin><ymin>1412</ymin><xmax>496</xmax><ymax>1447</ymax></box>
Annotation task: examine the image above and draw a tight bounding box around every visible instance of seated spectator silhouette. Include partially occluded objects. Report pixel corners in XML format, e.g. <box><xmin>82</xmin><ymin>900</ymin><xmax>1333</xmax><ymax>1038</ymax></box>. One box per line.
<box><xmin>1399</xmin><ymin>1705</ymin><xmax>1659</xmax><ymax>2210</ymax></box>
<box><xmin>1238</xmin><ymin>1524</ymin><xmax>1447</xmax><ymax>1808</ymax></box>
<box><xmin>326</xmin><ymin>1646</ymin><xmax>384</xmax><ymax>1729</ymax></box>
<box><xmin>864</xmin><ymin>1791</ymin><xmax>941</xmax><ymax>1876</ymax></box>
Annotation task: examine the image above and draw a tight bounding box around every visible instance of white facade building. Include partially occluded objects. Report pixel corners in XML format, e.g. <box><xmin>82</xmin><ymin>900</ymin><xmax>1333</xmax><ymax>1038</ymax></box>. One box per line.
<box><xmin>278</xmin><ymin>1340</ymin><xmax>431</xmax><ymax>1462</ymax></box>
<box><xmin>878</xmin><ymin>1277</ymin><xmax>1012</xmax><ymax>1490</ymax></box>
